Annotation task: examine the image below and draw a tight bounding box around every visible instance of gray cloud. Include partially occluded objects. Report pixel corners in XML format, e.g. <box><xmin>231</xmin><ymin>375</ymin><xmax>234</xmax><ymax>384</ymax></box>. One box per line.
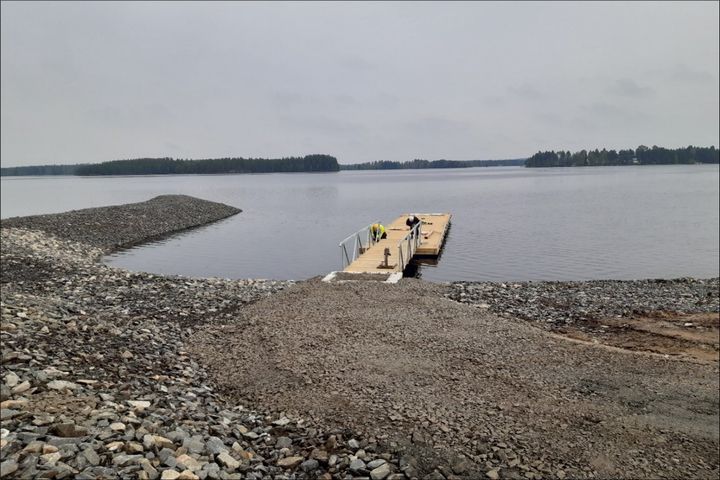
<box><xmin>1</xmin><ymin>1</ymin><xmax>718</xmax><ymax>166</ymax></box>
<box><xmin>403</xmin><ymin>116</ymin><xmax>470</xmax><ymax>135</ymax></box>
<box><xmin>580</xmin><ymin>102</ymin><xmax>649</xmax><ymax>121</ymax></box>
<box><xmin>662</xmin><ymin>65</ymin><xmax>715</xmax><ymax>84</ymax></box>
<box><xmin>278</xmin><ymin>114</ymin><xmax>364</xmax><ymax>134</ymax></box>
<box><xmin>507</xmin><ymin>84</ymin><xmax>544</xmax><ymax>101</ymax></box>
<box><xmin>608</xmin><ymin>78</ymin><xmax>654</xmax><ymax>98</ymax></box>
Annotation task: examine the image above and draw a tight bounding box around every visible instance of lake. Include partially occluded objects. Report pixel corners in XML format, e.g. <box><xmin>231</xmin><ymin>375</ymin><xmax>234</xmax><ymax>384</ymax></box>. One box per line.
<box><xmin>1</xmin><ymin>165</ymin><xmax>718</xmax><ymax>282</ymax></box>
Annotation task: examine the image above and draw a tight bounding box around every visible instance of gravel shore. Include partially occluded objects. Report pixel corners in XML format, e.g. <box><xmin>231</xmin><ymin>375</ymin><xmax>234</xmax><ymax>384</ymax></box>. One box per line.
<box><xmin>1</xmin><ymin>195</ymin><xmax>719</xmax><ymax>480</ymax></box>
<box><xmin>447</xmin><ymin>279</ymin><xmax>719</xmax><ymax>329</ymax></box>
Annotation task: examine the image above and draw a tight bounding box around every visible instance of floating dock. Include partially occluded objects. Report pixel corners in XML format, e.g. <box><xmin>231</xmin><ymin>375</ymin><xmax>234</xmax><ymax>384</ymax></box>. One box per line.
<box><xmin>335</xmin><ymin>213</ymin><xmax>451</xmax><ymax>278</ymax></box>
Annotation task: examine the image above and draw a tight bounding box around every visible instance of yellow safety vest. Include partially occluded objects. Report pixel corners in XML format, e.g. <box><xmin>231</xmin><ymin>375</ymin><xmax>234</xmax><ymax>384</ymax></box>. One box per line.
<box><xmin>371</xmin><ymin>223</ymin><xmax>386</xmax><ymax>240</ymax></box>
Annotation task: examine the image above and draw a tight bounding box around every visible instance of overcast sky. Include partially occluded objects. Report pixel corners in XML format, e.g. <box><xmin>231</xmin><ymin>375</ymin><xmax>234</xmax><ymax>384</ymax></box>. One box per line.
<box><xmin>1</xmin><ymin>1</ymin><xmax>718</xmax><ymax>166</ymax></box>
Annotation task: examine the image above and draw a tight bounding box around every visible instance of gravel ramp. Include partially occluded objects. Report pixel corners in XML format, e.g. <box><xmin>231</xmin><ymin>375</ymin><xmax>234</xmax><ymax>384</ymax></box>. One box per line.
<box><xmin>192</xmin><ymin>279</ymin><xmax>720</xmax><ymax>479</ymax></box>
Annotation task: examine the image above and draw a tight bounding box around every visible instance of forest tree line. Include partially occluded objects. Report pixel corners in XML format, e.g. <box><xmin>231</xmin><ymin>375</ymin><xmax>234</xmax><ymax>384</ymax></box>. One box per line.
<box><xmin>340</xmin><ymin>158</ymin><xmax>526</xmax><ymax>170</ymax></box>
<box><xmin>0</xmin><ymin>164</ymin><xmax>84</xmax><ymax>176</ymax></box>
<box><xmin>525</xmin><ymin>145</ymin><xmax>719</xmax><ymax>168</ymax></box>
<box><xmin>0</xmin><ymin>155</ymin><xmax>340</xmax><ymax>176</ymax></box>
<box><xmin>75</xmin><ymin>155</ymin><xmax>339</xmax><ymax>175</ymax></box>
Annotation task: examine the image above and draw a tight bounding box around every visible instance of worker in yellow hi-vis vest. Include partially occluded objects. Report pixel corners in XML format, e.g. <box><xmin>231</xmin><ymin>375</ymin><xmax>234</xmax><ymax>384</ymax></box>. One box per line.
<box><xmin>370</xmin><ymin>223</ymin><xmax>387</xmax><ymax>242</ymax></box>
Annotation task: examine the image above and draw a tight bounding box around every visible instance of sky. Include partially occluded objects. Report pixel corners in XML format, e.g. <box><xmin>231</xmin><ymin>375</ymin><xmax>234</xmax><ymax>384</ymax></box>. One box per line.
<box><xmin>1</xmin><ymin>1</ymin><xmax>718</xmax><ymax>167</ymax></box>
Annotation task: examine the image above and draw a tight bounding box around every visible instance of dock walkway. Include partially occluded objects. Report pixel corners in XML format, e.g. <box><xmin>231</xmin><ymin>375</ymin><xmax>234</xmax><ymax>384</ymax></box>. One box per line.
<box><xmin>340</xmin><ymin>213</ymin><xmax>451</xmax><ymax>275</ymax></box>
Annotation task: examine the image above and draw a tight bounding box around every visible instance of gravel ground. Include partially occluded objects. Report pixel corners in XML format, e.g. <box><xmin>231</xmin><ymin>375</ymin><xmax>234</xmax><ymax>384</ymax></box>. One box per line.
<box><xmin>193</xmin><ymin>279</ymin><xmax>719</xmax><ymax>480</ymax></box>
<box><xmin>2</xmin><ymin>195</ymin><xmax>719</xmax><ymax>479</ymax></box>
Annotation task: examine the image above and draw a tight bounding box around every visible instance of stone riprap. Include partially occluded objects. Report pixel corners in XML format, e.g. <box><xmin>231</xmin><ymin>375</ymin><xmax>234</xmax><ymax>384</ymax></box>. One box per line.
<box><xmin>447</xmin><ymin>278</ymin><xmax>719</xmax><ymax>330</ymax></box>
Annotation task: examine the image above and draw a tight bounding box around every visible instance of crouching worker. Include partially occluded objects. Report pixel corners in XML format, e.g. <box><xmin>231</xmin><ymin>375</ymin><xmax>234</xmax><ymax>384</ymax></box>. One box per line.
<box><xmin>406</xmin><ymin>215</ymin><xmax>422</xmax><ymax>237</ymax></box>
<box><xmin>370</xmin><ymin>223</ymin><xmax>387</xmax><ymax>242</ymax></box>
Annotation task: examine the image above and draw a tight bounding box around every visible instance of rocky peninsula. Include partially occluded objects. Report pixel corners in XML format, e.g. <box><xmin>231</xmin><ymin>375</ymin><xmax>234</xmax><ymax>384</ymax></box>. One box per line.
<box><xmin>1</xmin><ymin>195</ymin><xmax>718</xmax><ymax>479</ymax></box>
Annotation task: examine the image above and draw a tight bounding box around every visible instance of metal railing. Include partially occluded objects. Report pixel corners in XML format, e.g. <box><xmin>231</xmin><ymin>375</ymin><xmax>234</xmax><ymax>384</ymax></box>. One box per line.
<box><xmin>339</xmin><ymin>220</ymin><xmax>423</xmax><ymax>271</ymax></box>
<box><xmin>339</xmin><ymin>223</ymin><xmax>377</xmax><ymax>269</ymax></box>
<box><xmin>396</xmin><ymin>221</ymin><xmax>422</xmax><ymax>269</ymax></box>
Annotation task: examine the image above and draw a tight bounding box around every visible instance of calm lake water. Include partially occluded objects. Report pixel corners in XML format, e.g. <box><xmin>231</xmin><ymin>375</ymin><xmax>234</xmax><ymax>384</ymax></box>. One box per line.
<box><xmin>1</xmin><ymin>165</ymin><xmax>718</xmax><ymax>282</ymax></box>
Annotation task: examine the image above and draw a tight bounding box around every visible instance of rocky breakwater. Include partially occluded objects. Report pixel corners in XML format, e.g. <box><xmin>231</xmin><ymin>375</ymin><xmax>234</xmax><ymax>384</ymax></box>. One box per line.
<box><xmin>1</xmin><ymin>195</ymin><xmax>242</xmax><ymax>251</ymax></box>
<box><xmin>2</xmin><ymin>196</ymin><xmax>394</xmax><ymax>479</ymax></box>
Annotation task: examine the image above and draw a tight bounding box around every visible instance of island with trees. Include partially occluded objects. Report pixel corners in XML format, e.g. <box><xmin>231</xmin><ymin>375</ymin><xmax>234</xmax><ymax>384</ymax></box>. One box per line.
<box><xmin>525</xmin><ymin>145</ymin><xmax>718</xmax><ymax>168</ymax></box>
<box><xmin>340</xmin><ymin>158</ymin><xmax>526</xmax><ymax>170</ymax></box>
<box><xmin>1</xmin><ymin>155</ymin><xmax>340</xmax><ymax>176</ymax></box>
<box><xmin>0</xmin><ymin>164</ymin><xmax>87</xmax><ymax>176</ymax></box>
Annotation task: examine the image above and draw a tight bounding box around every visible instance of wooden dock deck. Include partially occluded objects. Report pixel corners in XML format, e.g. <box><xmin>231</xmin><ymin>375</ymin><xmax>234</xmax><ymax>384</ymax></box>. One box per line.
<box><xmin>342</xmin><ymin>213</ymin><xmax>451</xmax><ymax>274</ymax></box>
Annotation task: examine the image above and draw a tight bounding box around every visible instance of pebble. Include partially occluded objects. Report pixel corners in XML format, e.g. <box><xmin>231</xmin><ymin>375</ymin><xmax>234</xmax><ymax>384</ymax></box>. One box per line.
<box><xmin>350</xmin><ymin>458</ymin><xmax>366</xmax><ymax>472</ymax></box>
<box><xmin>4</xmin><ymin>373</ymin><xmax>19</xmax><ymax>388</ymax></box>
<box><xmin>216</xmin><ymin>452</ymin><xmax>240</xmax><ymax>470</ymax></box>
<box><xmin>161</xmin><ymin>470</ymin><xmax>181</xmax><ymax>480</ymax></box>
<box><xmin>11</xmin><ymin>381</ymin><xmax>31</xmax><ymax>394</ymax></box>
<box><xmin>301</xmin><ymin>459</ymin><xmax>319</xmax><ymax>472</ymax></box>
<box><xmin>370</xmin><ymin>462</ymin><xmax>392</xmax><ymax>480</ymax></box>
<box><xmin>277</xmin><ymin>456</ymin><xmax>303</xmax><ymax>469</ymax></box>
<box><xmin>47</xmin><ymin>380</ymin><xmax>80</xmax><ymax>391</ymax></box>
<box><xmin>275</xmin><ymin>436</ymin><xmax>292</xmax><ymax>449</ymax></box>
<box><xmin>0</xmin><ymin>460</ymin><xmax>19</xmax><ymax>478</ymax></box>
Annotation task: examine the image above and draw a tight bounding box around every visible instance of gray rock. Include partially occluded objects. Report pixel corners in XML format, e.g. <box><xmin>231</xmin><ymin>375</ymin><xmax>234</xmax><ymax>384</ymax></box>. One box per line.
<box><xmin>12</xmin><ymin>381</ymin><xmax>31</xmax><ymax>394</ymax></box>
<box><xmin>275</xmin><ymin>436</ymin><xmax>292</xmax><ymax>449</ymax></box>
<box><xmin>350</xmin><ymin>458</ymin><xmax>366</xmax><ymax>472</ymax></box>
<box><xmin>205</xmin><ymin>436</ymin><xmax>228</xmax><ymax>455</ymax></box>
<box><xmin>0</xmin><ymin>459</ymin><xmax>19</xmax><ymax>478</ymax></box>
<box><xmin>216</xmin><ymin>452</ymin><xmax>240</xmax><ymax>470</ymax></box>
<box><xmin>112</xmin><ymin>454</ymin><xmax>142</xmax><ymax>466</ymax></box>
<box><xmin>0</xmin><ymin>409</ymin><xmax>21</xmax><ymax>420</ymax></box>
<box><xmin>367</xmin><ymin>459</ymin><xmax>387</xmax><ymax>469</ymax></box>
<box><xmin>139</xmin><ymin>458</ymin><xmax>159</xmax><ymax>480</ymax></box>
<box><xmin>53</xmin><ymin>423</ymin><xmax>86</xmax><ymax>438</ymax></box>
<box><xmin>4</xmin><ymin>373</ymin><xmax>19</xmax><ymax>388</ymax></box>
<box><xmin>301</xmin><ymin>459</ymin><xmax>319</xmax><ymax>472</ymax></box>
<box><xmin>451</xmin><ymin>456</ymin><xmax>472</xmax><ymax>475</ymax></box>
<box><xmin>158</xmin><ymin>448</ymin><xmax>175</xmax><ymax>463</ymax></box>
<box><xmin>82</xmin><ymin>448</ymin><xmax>100</xmax><ymax>466</ymax></box>
<box><xmin>47</xmin><ymin>380</ymin><xmax>80</xmax><ymax>391</ymax></box>
<box><xmin>183</xmin><ymin>436</ymin><xmax>205</xmax><ymax>455</ymax></box>
<box><xmin>370</xmin><ymin>463</ymin><xmax>392</xmax><ymax>480</ymax></box>
<box><xmin>46</xmin><ymin>435</ymin><xmax>89</xmax><ymax>447</ymax></box>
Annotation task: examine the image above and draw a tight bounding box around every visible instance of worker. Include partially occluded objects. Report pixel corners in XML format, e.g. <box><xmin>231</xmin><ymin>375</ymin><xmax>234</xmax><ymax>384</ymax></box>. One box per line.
<box><xmin>406</xmin><ymin>215</ymin><xmax>422</xmax><ymax>237</ymax></box>
<box><xmin>370</xmin><ymin>223</ymin><xmax>387</xmax><ymax>241</ymax></box>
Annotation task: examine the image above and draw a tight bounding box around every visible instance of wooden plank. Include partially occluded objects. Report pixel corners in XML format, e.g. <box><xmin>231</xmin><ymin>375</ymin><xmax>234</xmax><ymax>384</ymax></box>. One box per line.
<box><xmin>343</xmin><ymin>213</ymin><xmax>451</xmax><ymax>274</ymax></box>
